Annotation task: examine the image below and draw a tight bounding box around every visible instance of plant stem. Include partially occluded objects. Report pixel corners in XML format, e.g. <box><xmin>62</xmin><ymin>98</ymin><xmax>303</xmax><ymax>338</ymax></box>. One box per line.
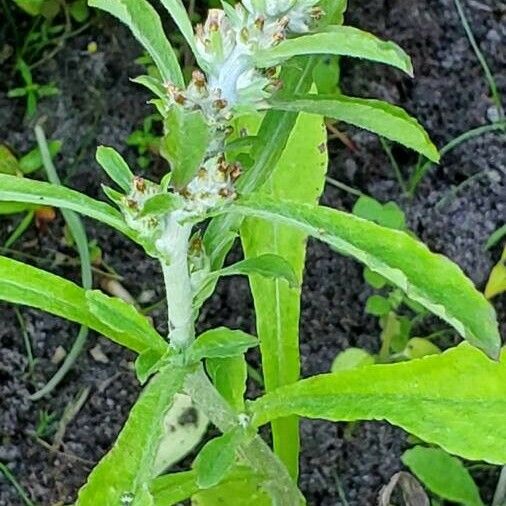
<box><xmin>159</xmin><ymin>215</ymin><xmax>194</xmax><ymax>349</ymax></box>
<box><xmin>184</xmin><ymin>367</ymin><xmax>304</xmax><ymax>505</ymax></box>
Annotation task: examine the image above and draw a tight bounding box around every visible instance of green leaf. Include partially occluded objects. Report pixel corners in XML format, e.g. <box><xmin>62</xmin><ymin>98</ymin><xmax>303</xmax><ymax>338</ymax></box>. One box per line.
<box><xmin>89</xmin><ymin>0</ymin><xmax>184</xmax><ymax>86</ymax></box>
<box><xmin>229</xmin><ymin>196</ymin><xmax>500</xmax><ymax>358</ymax></box>
<box><xmin>12</xmin><ymin>0</ymin><xmax>45</xmax><ymax>15</ymax></box>
<box><xmin>0</xmin><ymin>145</ymin><xmax>21</xmax><ymax>175</ymax></box>
<box><xmin>70</xmin><ymin>0</ymin><xmax>89</xmax><ymax>22</ymax></box>
<box><xmin>76</xmin><ymin>364</ymin><xmax>186</xmax><ymax>505</ymax></box>
<box><xmin>251</xmin><ymin>344</ymin><xmax>506</xmax><ymax>464</ymax></box>
<box><xmin>485</xmin><ymin>246</ymin><xmax>506</xmax><ymax>299</ymax></box>
<box><xmin>206</xmin><ymin>356</ymin><xmax>247</xmax><ymax>412</ymax></box>
<box><xmin>365</xmin><ymin>294</ymin><xmax>392</xmax><ymax>316</ymax></box>
<box><xmin>157</xmin><ymin>0</ymin><xmax>207</xmax><ymax>71</ymax></box>
<box><xmin>161</xmin><ymin>106</ymin><xmax>210</xmax><ymax>189</ymax></box>
<box><xmin>192</xmin><ymin>470</ymin><xmax>271</xmax><ymax>506</ymax></box>
<box><xmin>255</xmin><ymin>27</ymin><xmax>413</xmax><ymax>76</ymax></box>
<box><xmin>0</xmin><ymin>256</ymin><xmax>166</xmax><ymax>355</ymax></box>
<box><xmin>317</xmin><ymin>0</ymin><xmax>348</xmax><ymax>26</ymax></box>
<box><xmin>215</xmin><ymin>254</ymin><xmax>298</xmax><ymax>288</ymax></box>
<box><xmin>194</xmin><ymin>430</ymin><xmax>242</xmax><ymax>489</ymax></box>
<box><xmin>131</xmin><ymin>75</ymin><xmax>167</xmax><ymax>100</ymax></box>
<box><xmin>240</xmin><ymin>109</ymin><xmax>329</xmax><ymax>478</ymax></box>
<box><xmin>486</xmin><ymin>224</ymin><xmax>506</xmax><ymax>250</ymax></box>
<box><xmin>403</xmin><ymin>338</ymin><xmax>441</xmax><ymax>359</ymax></box>
<box><xmin>0</xmin><ymin>174</ymin><xmax>136</xmax><ymax>241</ymax></box>
<box><xmin>139</xmin><ymin>193</ymin><xmax>181</xmax><ymax>217</ymax></box>
<box><xmin>150</xmin><ymin>467</ymin><xmax>267</xmax><ymax>506</ymax></box>
<box><xmin>363</xmin><ymin>267</ymin><xmax>387</xmax><ymax>289</ymax></box>
<box><xmin>270</xmin><ymin>94</ymin><xmax>440</xmax><ymax>162</ymax></box>
<box><xmin>331</xmin><ymin>348</ymin><xmax>375</xmax><ymax>372</ymax></box>
<box><xmin>353</xmin><ymin>196</ymin><xmax>406</xmax><ymax>231</ymax></box>
<box><xmin>402</xmin><ymin>446</ymin><xmax>484</xmax><ymax>506</ymax></box>
<box><xmin>19</xmin><ymin>140</ymin><xmax>62</xmax><ymax>175</ymax></box>
<box><xmin>190</xmin><ymin>327</ymin><xmax>258</xmax><ymax>362</ymax></box>
<box><xmin>96</xmin><ymin>146</ymin><xmax>134</xmax><ymax>192</ymax></box>
<box><xmin>86</xmin><ymin>291</ymin><xmax>168</xmax><ymax>355</ymax></box>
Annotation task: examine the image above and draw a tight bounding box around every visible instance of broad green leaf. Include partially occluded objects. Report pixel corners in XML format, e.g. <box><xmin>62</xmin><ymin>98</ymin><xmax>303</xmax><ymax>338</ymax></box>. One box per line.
<box><xmin>19</xmin><ymin>140</ymin><xmax>62</xmax><ymax>174</ymax></box>
<box><xmin>86</xmin><ymin>290</ymin><xmax>168</xmax><ymax>355</ymax></box>
<box><xmin>402</xmin><ymin>446</ymin><xmax>484</xmax><ymax>506</ymax></box>
<box><xmin>194</xmin><ymin>430</ymin><xmax>242</xmax><ymax>489</ymax></box>
<box><xmin>331</xmin><ymin>348</ymin><xmax>375</xmax><ymax>372</ymax></box>
<box><xmin>89</xmin><ymin>0</ymin><xmax>184</xmax><ymax>86</ymax></box>
<box><xmin>96</xmin><ymin>146</ymin><xmax>134</xmax><ymax>192</ymax></box>
<box><xmin>76</xmin><ymin>365</ymin><xmax>186</xmax><ymax>505</ymax></box>
<box><xmin>0</xmin><ymin>174</ymin><xmax>136</xmax><ymax>241</ymax></box>
<box><xmin>190</xmin><ymin>327</ymin><xmax>258</xmax><ymax>362</ymax></box>
<box><xmin>139</xmin><ymin>193</ymin><xmax>181</xmax><ymax>217</ymax></box>
<box><xmin>0</xmin><ymin>256</ymin><xmax>165</xmax><ymax>355</ymax></box>
<box><xmin>206</xmin><ymin>356</ymin><xmax>247</xmax><ymax>412</ymax></box>
<box><xmin>251</xmin><ymin>344</ymin><xmax>506</xmax><ymax>464</ymax></box>
<box><xmin>270</xmin><ymin>94</ymin><xmax>440</xmax><ymax>162</ymax></box>
<box><xmin>241</xmin><ymin>110</ymin><xmax>328</xmax><ymax>478</ymax></box>
<box><xmin>161</xmin><ymin>106</ymin><xmax>210</xmax><ymax>189</ymax></box>
<box><xmin>215</xmin><ymin>254</ymin><xmax>298</xmax><ymax>288</ymax></box>
<box><xmin>255</xmin><ymin>28</ymin><xmax>413</xmax><ymax>76</ymax></box>
<box><xmin>229</xmin><ymin>196</ymin><xmax>500</xmax><ymax>357</ymax></box>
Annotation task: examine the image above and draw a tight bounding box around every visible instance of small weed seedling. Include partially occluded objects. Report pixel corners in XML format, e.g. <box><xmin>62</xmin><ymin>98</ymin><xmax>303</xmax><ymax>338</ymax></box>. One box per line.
<box><xmin>0</xmin><ymin>1</ymin><xmax>504</xmax><ymax>504</ymax></box>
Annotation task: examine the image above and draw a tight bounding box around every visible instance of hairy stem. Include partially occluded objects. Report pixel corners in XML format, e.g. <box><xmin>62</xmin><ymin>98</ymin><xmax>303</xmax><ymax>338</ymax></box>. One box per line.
<box><xmin>159</xmin><ymin>214</ymin><xmax>194</xmax><ymax>349</ymax></box>
<box><xmin>184</xmin><ymin>367</ymin><xmax>304</xmax><ymax>505</ymax></box>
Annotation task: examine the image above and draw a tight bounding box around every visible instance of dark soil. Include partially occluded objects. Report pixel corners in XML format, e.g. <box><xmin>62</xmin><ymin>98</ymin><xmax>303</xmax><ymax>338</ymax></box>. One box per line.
<box><xmin>0</xmin><ymin>0</ymin><xmax>505</xmax><ymax>505</ymax></box>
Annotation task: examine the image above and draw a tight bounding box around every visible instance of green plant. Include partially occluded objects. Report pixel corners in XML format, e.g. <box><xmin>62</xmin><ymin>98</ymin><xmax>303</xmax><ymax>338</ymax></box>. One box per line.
<box><xmin>127</xmin><ymin>114</ymin><xmax>163</xmax><ymax>169</ymax></box>
<box><xmin>0</xmin><ymin>1</ymin><xmax>503</xmax><ymax>504</ymax></box>
<box><xmin>7</xmin><ymin>58</ymin><xmax>59</xmax><ymax>118</ymax></box>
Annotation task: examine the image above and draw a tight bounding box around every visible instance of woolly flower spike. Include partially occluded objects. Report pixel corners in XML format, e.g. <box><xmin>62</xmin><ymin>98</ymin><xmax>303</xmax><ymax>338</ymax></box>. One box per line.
<box><xmin>182</xmin><ymin>156</ymin><xmax>240</xmax><ymax>215</ymax></box>
<box><xmin>193</xmin><ymin>1</ymin><xmax>320</xmax><ymax>108</ymax></box>
<box><xmin>242</xmin><ymin>0</ymin><xmax>322</xmax><ymax>33</ymax></box>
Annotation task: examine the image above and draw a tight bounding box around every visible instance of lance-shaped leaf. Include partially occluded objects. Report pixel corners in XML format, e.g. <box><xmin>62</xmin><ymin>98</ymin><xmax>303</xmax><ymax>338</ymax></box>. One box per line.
<box><xmin>270</xmin><ymin>94</ymin><xmax>439</xmax><ymax>162</ymax></box>
<box><xmin>227</xmin><ymin>196</ymin><xmax>500</xmax><ymax>357</ymax></box>
<box><xmin>207</xmin><ymin>356</ymin><xmax>247</xmax><ymax>412</ymax></box>
<box><xmin>250</xmin><ymin>344</ymin><xmax>506</xmax><ymax>464</ymax></box>
<box><xmin>255</xmin><ymin>27</ymin><xmax>413</xmax><ymax>76</ymax></box>
<box><xmin>212</xmin><ymin>254</ymin><xmax>299</xmax><ymax>288</ymax></box>
<box><xmin>189</xmin><ymin>328</ymin><xmax>258</xmax><ymax>362</ymax></box>
<box><xmin>89</xmin><ymin>0</ymin><xmax>184</xmax><ymax>87</ymax></box>
<box><xmin>0</xmin><ymin>174</ymin><xmax>136</xmax><ymax>240</ymax></box>
<box><xmin>161</xmin><ymin>106</ymin><xmax>210</xmax><ymax>189</ymax></box>
<box><xmin>76</xmin><ymin>365</ymin><xmax>187</xmax><ymax>505</ymax></box>
<box><xmin>96</xmin><ymin>146</ymin><xmax>134</xmax><ymax>192</ymax></box>
<box><xmin>241</xmin><ymin>109</ymin><xmax>328</xmax><ymax>478</ymax></box>
<box><xmin>0</xmin><ymin>256</ymin><xmax>167</xmax><ymax>356</ymax></box>
<box><xmin>157</xmin><ymin>0</ymin><xmax>208</xmax><ymax>71</ymax></box>
<box><xmin>86</xmin><ymin>290</ymin><xmax>168</xmax><ymax>354</ymax></box>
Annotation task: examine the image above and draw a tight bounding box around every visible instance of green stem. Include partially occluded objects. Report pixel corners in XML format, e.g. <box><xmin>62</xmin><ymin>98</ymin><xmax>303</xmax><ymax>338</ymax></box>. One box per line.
<box><xmin>493</xmin><ymin>466</ymin><xmax>506</xmax><ymax>506</ymax></box>
<box><xmin>184</xmin><ymin>367</ymin><xmax>304</xmax><ymax>505</ymax></box>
